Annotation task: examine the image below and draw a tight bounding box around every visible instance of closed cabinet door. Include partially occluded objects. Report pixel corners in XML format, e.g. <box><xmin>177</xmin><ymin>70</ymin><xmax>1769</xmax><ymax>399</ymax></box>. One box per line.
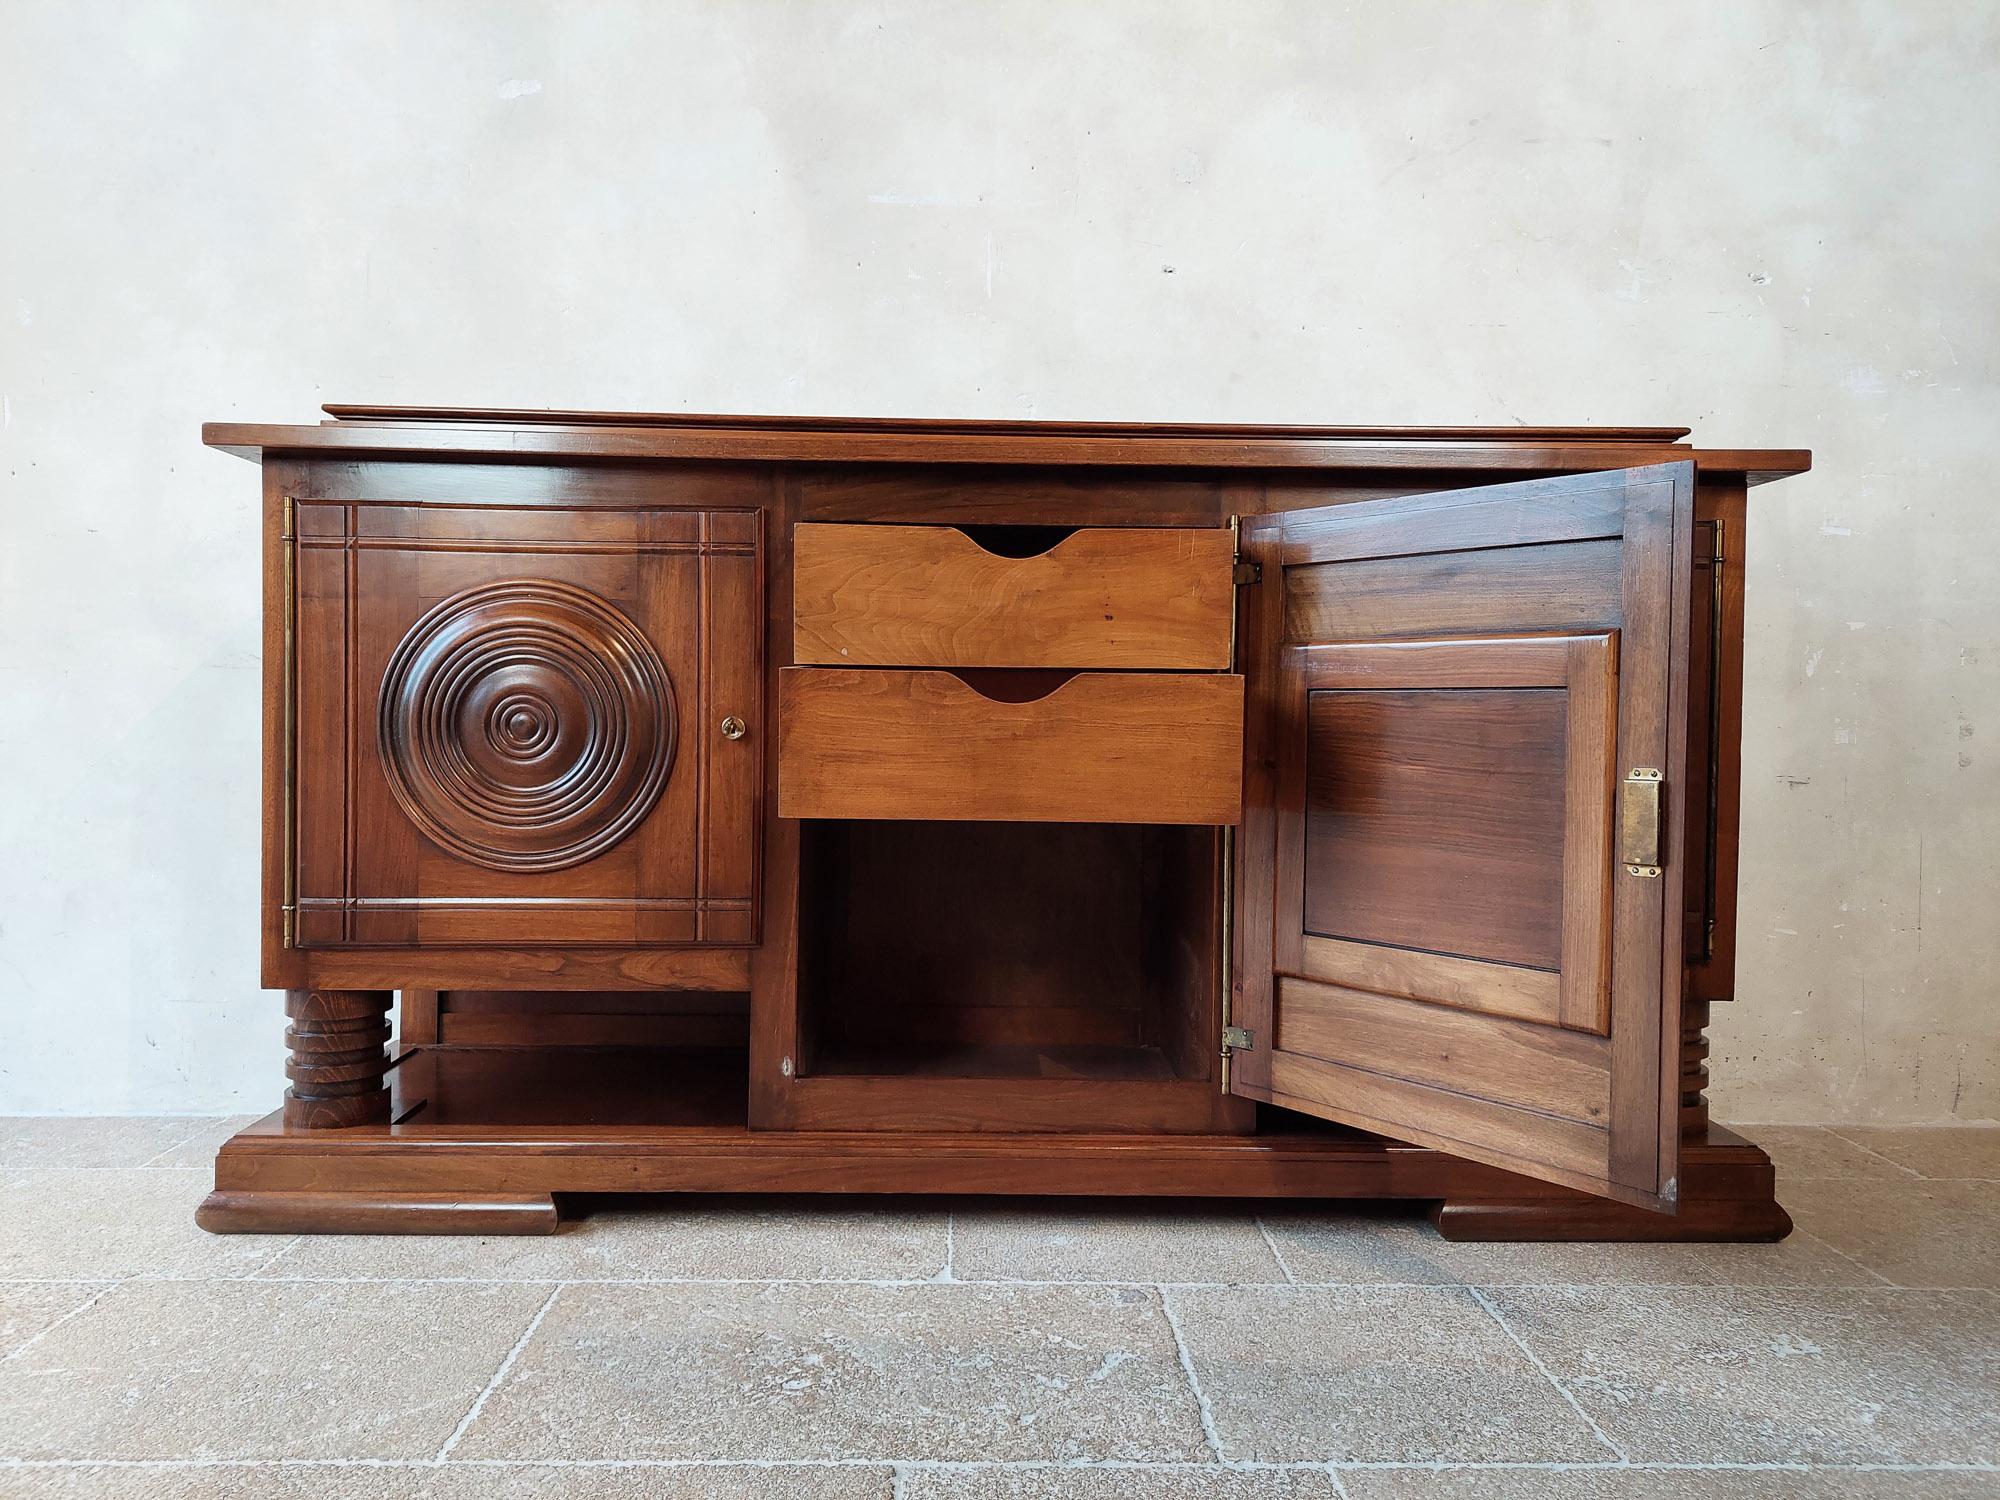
<box><xmin>1232</xmin><ymin>464</ymin><xmax>1696</xmax><ymax>1211</ymax></box>
<box><xmin>287</xmin><ymin>501</ymin><xmax>761</xmax><ymax>948</ymax></box>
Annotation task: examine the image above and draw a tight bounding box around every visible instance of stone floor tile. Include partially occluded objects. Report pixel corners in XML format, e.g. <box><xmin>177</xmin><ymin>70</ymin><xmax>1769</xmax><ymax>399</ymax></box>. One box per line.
<box><xmin>1485</xmin><ymin>1285</ymin><xmax>2000</xmax><ymax>1465</ymax></box>
<box><xmin>1259</xmin><ymin>1207</ymin><xmax>1878</xmax><ymax>1288</ymax></box>
<box><xmin>1164</xmin><ymin>1285</ymin><xmax>1612</xmax><ymax>1464</ymax></box>
<box><xmin>0</xmin><ymin>1281</ymin><xmax>112</xmax><ymax>1354</ymax></box>
<box><xmin>0</xmin><ymin>1169</ymin><xmax>287</xmax><ymax>1279</ymax></box>
<box><xmin>1732</xmin><ymin>1125</ymin><xmax>1921</xmax><ymax>1182</ymax></box>
<box><xmin>1832</xmin><ymin>1127</ymin><xmax>2000</xmax><ymax>1181</ymax></box>
<box><xmin>0</xmin><ymin>1279</ymin><xmax>552</xmax><ymax>1460</ymax></box>
<box><xmin>901</xmin><ymin>1468</ymin><xmax>1343</xmax><ymax>1498</ymax></box>
<box><xmin>142</xmin><ymin>1115</ymin><xmax>265</xmax><ymax>1168</ymax></box>
<box><xmin>256</xmin><ymin>1198</ymin><xmax>949</xmax><ymax>1283</ymax></box>
<box><xmin>0</xmin><ymin>1118</ymin><xmax>224</xmax><ymax>1171</ymax></box>
<box><xmin>452</xmin><ymin>1281</ymin><xmax>1206</xmax><ymax>1463</ymax></box>
<box><xmin>1250</xmin><ymin>1209</ymin><xmax>1460</xmax><ymax>1286</ymax></box>
<box><xmin>0</xmin><ymin>1463</ymin><xmax>897</xmax><ymax>1498</ymax></box>
<box><xmin>1788</xmin><ymin>1177</ymin><xmax>2000</xmax><ymax>1288</ymax></box>
<box><xmin>1424</xmin><ymin>1230</ymin><xmax>1881</xmax><ymax>1289</ymax></box>
<box><xmin>1344</xmin><ymin>1468</ymin><xmax>2000</xmax><ymax>1498</ymax></box>
<box><xmin>949</xmin><ymin>1204</ymin><xmax>1285</xmax><ymax>1284</ymax></box>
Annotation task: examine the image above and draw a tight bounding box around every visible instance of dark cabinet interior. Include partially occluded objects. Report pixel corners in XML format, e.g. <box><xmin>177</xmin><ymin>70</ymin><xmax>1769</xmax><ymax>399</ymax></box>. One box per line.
<box><xmin>797</xmin><ymin>820</ymin><xmax>1220</xmax><ymax>1084</ymax></box>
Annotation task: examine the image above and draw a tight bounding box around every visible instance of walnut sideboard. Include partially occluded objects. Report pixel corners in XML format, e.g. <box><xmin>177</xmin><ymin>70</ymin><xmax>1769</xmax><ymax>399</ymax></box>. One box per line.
<box><xmin>196</xmin><ymin>407</ymin><xmax>1811</xmax><ymax>1240</ymax></box>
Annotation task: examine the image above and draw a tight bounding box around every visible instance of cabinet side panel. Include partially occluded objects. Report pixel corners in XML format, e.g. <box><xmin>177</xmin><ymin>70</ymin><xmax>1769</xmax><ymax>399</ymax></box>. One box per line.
<box><xmin>1691</xmin><ymin>477</ymin><xmax>1747</xmax><ymax>1003</ymax></box>
<box><xmin>261</xmin><ymin>461</ymin><xmax>304</xmax><ymax>987</ymax></box>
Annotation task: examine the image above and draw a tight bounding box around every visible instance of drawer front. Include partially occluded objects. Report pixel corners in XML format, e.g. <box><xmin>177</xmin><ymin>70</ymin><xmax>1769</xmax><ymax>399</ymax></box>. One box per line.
<box><xmin>777</xmin><ymin>668</ymin><xmax>1244</xmax><ymax>824</ymax></box>
<box><xmin>793</xmin><ymin>523</ymin><xmax>1234</xmax><ymax>669</ymax></box>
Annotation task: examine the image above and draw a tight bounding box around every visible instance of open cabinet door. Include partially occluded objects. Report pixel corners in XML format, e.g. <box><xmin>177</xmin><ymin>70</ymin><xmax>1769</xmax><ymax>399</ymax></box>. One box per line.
<box><xmin>1231</xmin><ymin>463</ymin><xmax>1696</xmax><ymax>1211</ymax></box>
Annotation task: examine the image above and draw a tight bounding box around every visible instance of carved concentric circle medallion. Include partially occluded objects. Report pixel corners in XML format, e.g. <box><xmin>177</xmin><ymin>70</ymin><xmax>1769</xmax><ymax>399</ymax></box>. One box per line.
<box><xmin>377</xmin><ymin>580</ymin><xmax>675</xmax><ymax>872</ymax></box>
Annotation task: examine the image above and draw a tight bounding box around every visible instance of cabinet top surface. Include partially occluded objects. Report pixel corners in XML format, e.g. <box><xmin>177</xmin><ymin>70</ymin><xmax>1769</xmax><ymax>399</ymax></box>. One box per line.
<box><xmin>203</xmin><ymin>403</ymin><xmax>1810</xmax><ymax>482</ymax></box>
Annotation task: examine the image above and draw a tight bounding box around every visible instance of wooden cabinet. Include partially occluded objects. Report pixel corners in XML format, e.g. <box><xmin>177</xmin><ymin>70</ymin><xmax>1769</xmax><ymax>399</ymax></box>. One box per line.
<box><xmin>198</xmin><ymin>408</ymin><xmax>1809</xmax><ymax>1242</ymax></box>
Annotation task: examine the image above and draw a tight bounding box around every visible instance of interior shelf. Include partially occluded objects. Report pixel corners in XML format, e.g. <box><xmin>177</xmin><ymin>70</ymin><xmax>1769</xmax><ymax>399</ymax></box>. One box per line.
<box><xmin>388</xmin><ymin>1046</ymin><xmax>749</xmax><ymax>1131</ymax></box>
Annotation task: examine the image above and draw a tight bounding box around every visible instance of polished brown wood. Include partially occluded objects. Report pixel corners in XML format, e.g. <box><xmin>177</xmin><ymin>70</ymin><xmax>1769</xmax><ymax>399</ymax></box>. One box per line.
<box><xmin>433</xmin><ymin>990</ymin><xmax>750</xmax><ymax>1049</ymax></box>
<box><xmin>207</xmin><ymin>408</ymin><xmax>1807</xmax><ymax>1242</ymax></box>
<box><xmin>780</xmin><ymin>820</ymin><xmax>1249</xmax><ymax>1134</ymax></box>
<box><xmin>302</xmin><ymin>947</ymin><xmax>752</xmax><ymax>992</ymax></box>
<box><xmin>1235</xmin><ymin>464</ymin><xmax>1695</xmax><ymax>1212</ymax></box>
<box><xmin>198</xmin><ymin>1189</ymin><xmax>560</xmax><ymax>1236</ymax></box>
<box><xmin>776</xmin><ymin>667</ymin><xmax>1245</xmax><ymax>824</ymax></box>
<box><xmin>1689</xmin><ymin>479</ymin><xmax>1748</xmax><ymax>1003</ymax></box>
<box><xmin>794</xmin><ymin>523</ymin><xmax>1234</xmax><ymax>669</ymax></box>
<box><xmin>209</xmin><ymin>408</ymin><xmax>1808</xmax><ymax>483</ymax></box>
<box><xmin>322</xmin><ymin>404</ymin><xmax>1696</xmax><ymax>443</ymax></box>
<box><xmin>199</xmin><ymin>1046</ymin><xmax>1785</xmax><ymax>1238</ymax></box>
<box><xmin>282</xmin><ymin>989</ymin><xmax>392</xmax><ymax>1128</ymax></box>
<box><xmin>288</xmin><ymin>499</ymin><xmax>762</xmax><ymax>950</ymax></box>
<box><xmin>1288</xmin><ymin>633</ymin><xmax>1616</xmax><ymax>1032</ymax></box>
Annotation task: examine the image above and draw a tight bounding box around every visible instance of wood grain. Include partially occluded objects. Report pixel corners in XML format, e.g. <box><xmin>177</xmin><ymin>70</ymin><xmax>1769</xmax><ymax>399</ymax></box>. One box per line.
<box><xmin>1284</xmin><ymin>539</ymin><xmax>1624</xmax><ymax>644</ymax></box>
<box><xmin>282</xmin><ymin>989</ymin><xmax>391</xmax><ymax>1129</ymax></box>
<box><xmin>1268</xmin><ymin>1050</ymin><xmax>1610</xmax><ymax>1183</ymax></box>
<box><xmin>1239</xmin><ymin>463</ymin><xmax>1697</xmax><ymax>1213</ymax></box>
<box><xmin>1689</xmin><ymin>481</ymin><xmax>1747</xmax><ymax>1005</ymax></box>
<box><xmin>1297</xmin><ymin>935</ymin><xmax>1560</xmax><ymax>1026</ymax></box>
<box><xmin>198</xmin><ymin>1190</ymin><xmax>560</xmax><ymax>1236</ymax></box>
<box><xmin>1558</xmin><ymin>632</ymin><xmax>1617</xmax><ymax>1031</ymax></box>
<box><xmin>777</xmin><ymin>667</ymin><xmax>1244</xmax><ymax>824</ymax></box>
<box><xmin>291</xmin><ymin>946</ymin><xmax>750</xmax><ymax>992</ymax></box>
<box><xmin>1302</xmin><ymin>686</ymin><xmax>1569</xmax><ymax>970</ymax></box>
<box><xmin>1273</xmin><ymin>976</ymin><xmax>1610</xmax><ymax>1124</ymax></box>
<box><xmin>793</xmin><ymin>522</ymin><xmax>1234</xmax><ymax>669</ymax></box>
<box><xmin>286</xmin><ymin>492</ymin><xmax>763</xmax><ymax>951</ymax></box>
<box><xmin>322</xmin><ymin>405</ymin><xmax>1695</xmax><ymax>444</ymax></box>
<box><xmin>1277</xmin><ymin>467</ymin><xmax>1628</xmax><ymax>565</ymax></box>
<box><xmin>200</xmin><ymin>1042</ymin><xmax>1787</xmax><ymax>1237</ymax></box>
<box><xmin>1280</xmin><ymin>632</ymin><xmax>1615</xmax><ymax>1033</ymax></box>
<box><xmin>207</xmin><ymin>411</ymin><xmax>1809</xmax><ymax>483</ymax></box>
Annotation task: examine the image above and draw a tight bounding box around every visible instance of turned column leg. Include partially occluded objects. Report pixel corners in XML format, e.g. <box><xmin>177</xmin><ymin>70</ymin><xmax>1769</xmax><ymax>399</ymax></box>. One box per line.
<box><xmin>283</xmin><ymin>989</ymin><xmax>392</xmax><ymax>1128</ymax></box>
<box><xmin>1681</xmin><ymin>996</ymin><xmax>1712</xmax><ymax>1142</ymax></box>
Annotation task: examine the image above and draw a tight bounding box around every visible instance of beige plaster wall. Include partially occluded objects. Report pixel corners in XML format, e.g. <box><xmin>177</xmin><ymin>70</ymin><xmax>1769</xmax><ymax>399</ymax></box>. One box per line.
<box><xmin>1</xmin><ymin>1</ymin><xmax>1993</xmax><ymax>1120</ymax></box>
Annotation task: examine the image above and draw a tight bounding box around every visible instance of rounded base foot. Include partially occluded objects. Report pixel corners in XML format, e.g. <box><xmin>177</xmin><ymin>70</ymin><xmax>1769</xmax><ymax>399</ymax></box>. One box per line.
<box><xmin>197</xmin><ymin>1190</ymin><xmax>561</xmax><ymax>1235</ymax></box>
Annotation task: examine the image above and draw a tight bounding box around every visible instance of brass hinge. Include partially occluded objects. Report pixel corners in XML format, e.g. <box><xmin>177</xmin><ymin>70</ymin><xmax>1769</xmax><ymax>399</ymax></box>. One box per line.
<box><xmin>1620</xmin><ymin>767</ymin><xmax>1664</xmax><ymax>877</ymax></box>
<box><xmin>1221</xmin><ymin>1025</ymin><xmax>1255</xmax><ymax>1053</ymax></box>
<box><xmin>1232</xmin><ymin>561</ymin><xmax>1261</xmax><ymax>587</ymax></box>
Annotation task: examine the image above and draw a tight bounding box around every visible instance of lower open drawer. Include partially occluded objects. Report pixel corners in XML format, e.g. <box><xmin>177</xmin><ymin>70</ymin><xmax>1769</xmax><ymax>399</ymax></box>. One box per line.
<box><xmin>776</xmin><ymin>667</ymin><xmax>1244</xmax><ymax>824</ymax></box>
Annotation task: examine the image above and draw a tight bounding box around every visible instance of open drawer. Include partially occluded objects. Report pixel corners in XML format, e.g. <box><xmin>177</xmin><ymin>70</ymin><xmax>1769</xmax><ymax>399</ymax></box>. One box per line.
<box><xmin>777</xmin><ymin>667</ymin><xmax>1244</xmax><ymax>824</ymax></box>
<box><xmin>793</xmin><ymin>523</ymin><xmax>1235</xmax><ymax>669</ymax></box>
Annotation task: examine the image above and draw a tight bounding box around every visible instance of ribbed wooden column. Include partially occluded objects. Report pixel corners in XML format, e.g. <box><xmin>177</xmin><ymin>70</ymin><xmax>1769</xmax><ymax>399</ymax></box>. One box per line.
<box><xmin>283</xmin><ymin>989</ymin><xmax>392</xmax><ymax>1128</ymax></box>
<box><xmin>1680</xmin><ymin>997</ymin><xmax>1712</xmax><ymax>1142</ymax></box>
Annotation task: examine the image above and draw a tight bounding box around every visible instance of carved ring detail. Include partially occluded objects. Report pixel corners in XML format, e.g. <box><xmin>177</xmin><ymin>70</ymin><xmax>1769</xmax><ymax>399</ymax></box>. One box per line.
<box><xmin>377</xmin><ymin>580</ymin><xmax>675</xmax><ymax>872</ymax></box>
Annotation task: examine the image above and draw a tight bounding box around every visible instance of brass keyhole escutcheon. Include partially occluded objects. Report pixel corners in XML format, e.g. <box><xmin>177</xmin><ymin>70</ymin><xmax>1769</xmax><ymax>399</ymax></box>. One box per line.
<box><xmin>720</xmin><ymin>715</ymin><xmax>748</xmax><ymax>741</ymax></box>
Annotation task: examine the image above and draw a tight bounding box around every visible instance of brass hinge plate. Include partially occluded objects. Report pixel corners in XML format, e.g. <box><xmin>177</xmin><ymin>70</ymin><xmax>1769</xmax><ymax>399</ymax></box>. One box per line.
<box><xmin>1232</xmin><ymin>561</ymin><xmax>1261</xmax><ymax>587</ymax></box>
<box><xmin>1621</xmin><ymin>767</ymin><xmax>1664</xmax><ymax>877</ymax></box>
<box><xmin>1221</xmin><ymin>1025</ymin><xmax>1255</xmax><ymax>1052</ymax></box>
